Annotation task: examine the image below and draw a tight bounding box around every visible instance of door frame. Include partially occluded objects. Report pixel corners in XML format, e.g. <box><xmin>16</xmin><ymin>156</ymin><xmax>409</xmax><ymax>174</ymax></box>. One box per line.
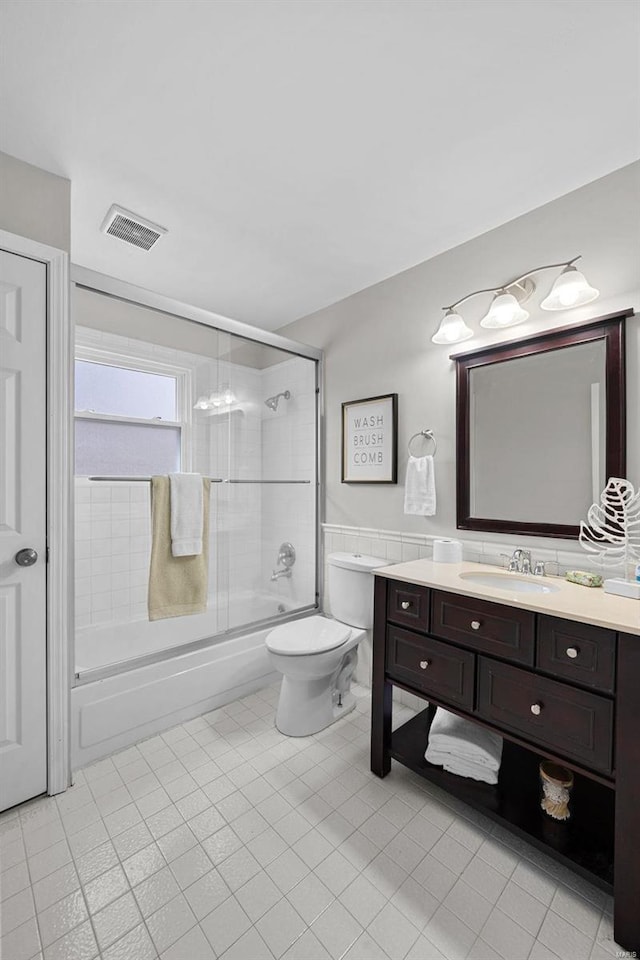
<box><xmin>0</xmin><ymin>229</ymin><xmax>72</xmax><ymax>797</ymax></box>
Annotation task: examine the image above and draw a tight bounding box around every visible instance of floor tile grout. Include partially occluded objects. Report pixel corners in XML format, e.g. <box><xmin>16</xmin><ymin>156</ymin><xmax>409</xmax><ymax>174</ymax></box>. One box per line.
<box><xmin>0</xmin><ymin>683</ymin><xmax>622</xmax><ymax>960</ymax></box>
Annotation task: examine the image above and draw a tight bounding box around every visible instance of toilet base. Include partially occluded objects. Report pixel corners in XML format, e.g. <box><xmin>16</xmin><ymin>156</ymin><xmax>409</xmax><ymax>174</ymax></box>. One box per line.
<box><xmin>332</xmin><ymin>690</ymin><xmax>356</xmax><ymax>724</ymax></box>
<box><xmin>274</xmin><ymin>675</ymin><xmax>356</xmax><ymax>737</ymax></box>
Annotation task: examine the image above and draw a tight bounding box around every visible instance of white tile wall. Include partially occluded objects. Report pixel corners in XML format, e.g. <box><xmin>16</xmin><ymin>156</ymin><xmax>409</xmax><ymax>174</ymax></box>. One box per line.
<box><xmin>74</xmin><ymin>329</ymin><xmax>318</xmax><ymax>639</ymax></box>
<box><xmin>321</xmin><ymin>523</ymin><xmax>609</xmax><ymax>621</ymax></box>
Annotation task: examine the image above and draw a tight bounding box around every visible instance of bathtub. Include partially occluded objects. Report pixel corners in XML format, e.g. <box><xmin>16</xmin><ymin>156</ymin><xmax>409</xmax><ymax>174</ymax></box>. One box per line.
<box><xmin>75</xmin><ymin>591</ymin><xmax>293</xmax><ymax>675</ymax></box>
<box><xmin>71</xmin><ymin>593</ymin><xmax>313</xmax><ymax>768</ymax></box>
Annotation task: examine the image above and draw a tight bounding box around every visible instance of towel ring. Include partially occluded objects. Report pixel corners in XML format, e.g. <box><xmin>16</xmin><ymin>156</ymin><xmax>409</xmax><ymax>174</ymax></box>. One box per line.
<box><xmin>408</xmin><ymin>430</ymin><xmax>437</xmax><ymax>458</ymax></box>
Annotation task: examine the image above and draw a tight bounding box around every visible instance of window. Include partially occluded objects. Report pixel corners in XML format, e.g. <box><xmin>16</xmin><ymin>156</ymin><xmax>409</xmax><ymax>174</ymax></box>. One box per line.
<box><xmin>74</xmin><ymin>353</ymin><xmax>192</xmax><ymax>477</ymax></box>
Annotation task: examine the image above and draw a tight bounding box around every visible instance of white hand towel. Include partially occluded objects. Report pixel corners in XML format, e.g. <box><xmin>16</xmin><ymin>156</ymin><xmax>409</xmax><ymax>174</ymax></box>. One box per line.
<box><xmin>425</xmin><ymin>707</ymin><xmax>503</xmax><ymax>770</ymax></box>
<box><xmin>169</xmin><ymin>473</ymin><xmax>204</xmax><ymax>557</ymax></box>
<box><xmin>404</xmin><ymin>455</ymin><xmax>436</xmax><ymax>516</ymax></box>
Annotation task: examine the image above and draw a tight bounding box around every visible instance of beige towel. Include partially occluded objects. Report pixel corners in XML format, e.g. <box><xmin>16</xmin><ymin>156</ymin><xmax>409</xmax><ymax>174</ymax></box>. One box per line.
<box><xmin>148</xmin><ymin>476</ymin><xmax>210</xmax><ymax>621</ymax></box>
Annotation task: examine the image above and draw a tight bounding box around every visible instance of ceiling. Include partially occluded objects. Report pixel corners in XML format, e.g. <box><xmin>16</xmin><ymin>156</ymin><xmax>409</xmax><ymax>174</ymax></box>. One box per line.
<box><xmin>1</xmin><ymin>0</ymin><xmax>639</xmax><ymax>331</ymax></box>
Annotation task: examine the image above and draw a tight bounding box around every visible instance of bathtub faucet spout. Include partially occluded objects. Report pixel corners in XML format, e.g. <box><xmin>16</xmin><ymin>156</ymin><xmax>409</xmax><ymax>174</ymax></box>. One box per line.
<box><xmin>270</xmin><ymin>567</ymin><xmax>292</xmax><ymax>581</ymax></box>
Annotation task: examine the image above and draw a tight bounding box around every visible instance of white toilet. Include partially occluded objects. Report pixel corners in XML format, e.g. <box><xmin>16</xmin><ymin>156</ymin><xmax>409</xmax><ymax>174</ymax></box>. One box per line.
<box><xmin>265</xmin><ymin>552</ymin><xmax>386</xmax><ymax>736</ymax></box>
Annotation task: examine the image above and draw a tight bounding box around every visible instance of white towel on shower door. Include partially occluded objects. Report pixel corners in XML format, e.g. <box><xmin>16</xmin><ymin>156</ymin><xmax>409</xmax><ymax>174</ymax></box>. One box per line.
<box><xmin>169</xmin><ymin>473</ymin><xmax>204</xmax><ymax>556</ymax></box>
<box><xmin>404</xmin><ymin>455</ymin><xmax>436</xmax><ymax>515</ymax></box>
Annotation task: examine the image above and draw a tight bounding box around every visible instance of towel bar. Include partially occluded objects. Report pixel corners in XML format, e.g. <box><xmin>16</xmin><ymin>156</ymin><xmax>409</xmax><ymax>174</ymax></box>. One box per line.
<box><xmin>407</xmin><ymin>429</ymin><xmax>437</xmax><ymax>458</ymax></box>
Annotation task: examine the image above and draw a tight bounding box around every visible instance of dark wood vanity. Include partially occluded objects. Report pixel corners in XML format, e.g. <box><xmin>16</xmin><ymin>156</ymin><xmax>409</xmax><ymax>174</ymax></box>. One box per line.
<box><xmin>371</xmin><ymin>569</ymin><xmax>640</xmax><ymax>953</ymax></box>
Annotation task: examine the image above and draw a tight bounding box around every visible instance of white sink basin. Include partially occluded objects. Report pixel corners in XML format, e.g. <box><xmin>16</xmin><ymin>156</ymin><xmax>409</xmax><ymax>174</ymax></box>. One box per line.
<box><xmin>458</xmin><ymin>571</ymin><xmax>560</xmax><ymax>594</ymax></box>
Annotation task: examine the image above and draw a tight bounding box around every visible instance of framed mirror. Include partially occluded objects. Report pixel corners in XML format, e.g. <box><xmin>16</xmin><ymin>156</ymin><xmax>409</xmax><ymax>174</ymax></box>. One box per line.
<box><xmin>455</xmin><ymin>311</ymin><xmax>630</xmax><ymax>538</ymax></box>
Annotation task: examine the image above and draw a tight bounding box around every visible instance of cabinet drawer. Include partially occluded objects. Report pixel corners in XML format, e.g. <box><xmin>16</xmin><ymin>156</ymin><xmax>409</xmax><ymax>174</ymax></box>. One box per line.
<box><xmin>387</xmin><ymin>581</ymin><xmax>430</xmax><ymax>632</ymax></box>
<box><xmin>536</xmin><ymin>616</ymin><xmax>616</xmax><ymax>693</ymax></box>
<box><xmin>432</xmin><ymin>591</ymin><xmax>535</xmax><ymax>666</ymax></box>
<box><xmin>477</xmin><ymin>657</ymin><xmax>613</xmax><ymax>774</ymax></box>
<box><xmin>386</xmin><ymin>625</ymin><xmax>474</xmax><ymax>709</ymax></box>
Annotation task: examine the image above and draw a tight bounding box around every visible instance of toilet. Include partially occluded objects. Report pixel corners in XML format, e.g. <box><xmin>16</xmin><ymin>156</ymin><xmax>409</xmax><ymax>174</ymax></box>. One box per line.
<box><xmin>265</xmin><ymin>552</ymin><xmax>386</xmax><ymax>736</ymax></box>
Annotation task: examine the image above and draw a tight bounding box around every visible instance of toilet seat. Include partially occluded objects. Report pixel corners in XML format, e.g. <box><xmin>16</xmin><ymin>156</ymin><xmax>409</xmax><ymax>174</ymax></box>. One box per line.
<box><xmin>265</xmin><ymin>615</ymin><xmax>351</xmax><ymax>656</ymax></box>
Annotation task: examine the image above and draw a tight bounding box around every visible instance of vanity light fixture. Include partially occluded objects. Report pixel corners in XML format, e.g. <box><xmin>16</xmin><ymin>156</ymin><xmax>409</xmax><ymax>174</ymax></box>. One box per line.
<box><xmin>431</xmin><ymin>256</ymin><xmax>599</xmax><ymax>344</ymax></box>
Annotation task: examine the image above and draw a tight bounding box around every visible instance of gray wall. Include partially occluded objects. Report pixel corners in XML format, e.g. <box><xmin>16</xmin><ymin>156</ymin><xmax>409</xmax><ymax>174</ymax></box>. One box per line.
<box><xmin>278</xmin><ymin>162</ymin><xmax>640</xmax><ymax>550</ymax></box>
<box><xmin>0</xmin><ymin>151</ymin><xmax>71</xmax><ymax>251</ymax></box>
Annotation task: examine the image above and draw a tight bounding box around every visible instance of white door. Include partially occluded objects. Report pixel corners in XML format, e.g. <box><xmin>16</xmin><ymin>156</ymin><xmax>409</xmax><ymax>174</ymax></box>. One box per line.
<box><xmin>0</xmin><ymin>250</ymin><xmax>48</xmax><ymax>811</ymax></box>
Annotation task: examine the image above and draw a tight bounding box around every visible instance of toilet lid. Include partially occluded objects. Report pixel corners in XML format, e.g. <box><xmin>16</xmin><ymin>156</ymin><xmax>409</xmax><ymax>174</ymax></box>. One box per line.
<box><xmin>265</xmin><ymin>616</ymin><xmax>351</xmax><ymax>656</ymax></box>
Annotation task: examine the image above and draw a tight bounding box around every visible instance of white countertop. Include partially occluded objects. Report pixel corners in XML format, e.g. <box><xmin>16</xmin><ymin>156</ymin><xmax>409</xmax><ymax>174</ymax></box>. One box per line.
<box><xmin>375</xmin><ymin>559</ymin><xmax>640</xmax><ymax>636</ymax></box>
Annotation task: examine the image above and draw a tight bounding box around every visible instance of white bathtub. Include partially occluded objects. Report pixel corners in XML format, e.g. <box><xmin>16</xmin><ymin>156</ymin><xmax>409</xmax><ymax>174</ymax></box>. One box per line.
<box><xmin>71</xmin><ymin>593</ymin><xmax>311</xmax><ymax>768</ymax></box>
<box><xmin>75</xmin><ymin>591</ymin><xmax>292</xmax><ymax>674</ymax></box>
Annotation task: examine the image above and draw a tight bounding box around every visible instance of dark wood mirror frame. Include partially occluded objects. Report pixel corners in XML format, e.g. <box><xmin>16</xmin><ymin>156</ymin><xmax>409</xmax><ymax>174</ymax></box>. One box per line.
<box><xmin>454</xmin><ymin>310</ymin><xmax>631</xmax><ymax>539</ymax></box>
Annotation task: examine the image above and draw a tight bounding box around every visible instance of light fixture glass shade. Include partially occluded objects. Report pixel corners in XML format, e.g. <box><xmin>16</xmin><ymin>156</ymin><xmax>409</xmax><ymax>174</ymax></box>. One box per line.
<box><xmin>540</xmin><ymin>265</ymin><xmax>599</xmax><ymax>311</ymax></box>
<box><xmin>480</xmin><ymin>292</ymin><xmax>529</xmax><ymax>329</ymax></box>
<box><xmin>194</xmin><ymin>396</ymin><xmax>210</xmax><ymax>410</ymax></box>
<box><xmin>431</xmin><ymin>309</ymin><xmax>474</xmax><ymax>344</ymax></box>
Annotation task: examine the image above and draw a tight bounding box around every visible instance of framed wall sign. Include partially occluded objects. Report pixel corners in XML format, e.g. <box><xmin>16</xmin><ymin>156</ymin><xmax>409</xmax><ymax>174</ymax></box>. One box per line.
<box><xmin>342</xmin><ymin>393</ymin><xmax>398</xmax><ymax>483</ymax></box>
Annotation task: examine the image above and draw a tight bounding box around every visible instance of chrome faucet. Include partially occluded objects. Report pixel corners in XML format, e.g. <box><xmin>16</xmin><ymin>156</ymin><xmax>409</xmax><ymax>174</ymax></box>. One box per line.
<box><xmin>270</xmin><ymin>541</ymin><xmax>296</xmax><ymax>582</ymax></box>
<box><xmin>502</xmin><ymin>548</ymin><xmax>534</xmax><ymax>574</ymax></box>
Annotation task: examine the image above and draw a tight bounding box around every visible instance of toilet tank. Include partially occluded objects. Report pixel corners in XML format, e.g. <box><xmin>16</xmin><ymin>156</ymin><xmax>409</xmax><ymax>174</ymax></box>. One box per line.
<box><xmin>327</xmin><ymin>552</ymin><xmax>387</xmax><ymax>628</ymax></box>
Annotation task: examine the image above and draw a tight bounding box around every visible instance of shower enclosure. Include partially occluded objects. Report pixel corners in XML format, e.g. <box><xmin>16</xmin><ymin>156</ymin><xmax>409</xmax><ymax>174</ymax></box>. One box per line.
<box><xmin>72</xmin><ymin>269</ymin><xmax>322</xmax><ymax>687</ymax></box>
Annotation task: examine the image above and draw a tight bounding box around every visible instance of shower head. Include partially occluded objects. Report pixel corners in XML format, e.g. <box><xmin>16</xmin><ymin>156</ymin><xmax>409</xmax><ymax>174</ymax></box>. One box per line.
<box><xmin>264</xmin><ymin>390</ymin><xmax>291</xmax><ymax>411</ymax></box>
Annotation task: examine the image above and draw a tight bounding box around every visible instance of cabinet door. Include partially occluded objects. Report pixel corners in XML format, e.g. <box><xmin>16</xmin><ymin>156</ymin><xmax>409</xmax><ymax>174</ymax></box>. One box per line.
<box><xmin>477</xmin><ymin>657</ymin><xmax>613</xmax><ymax>775</ymax></box>
<box><xmin>432</xmin><ymin>591</ymin><xmax>535</xmax><ymax>665</ymax></box>
<box><xmin>387</xmin><ymin>625</ymin><xmax>474</xmax><ymax>709</ymax></box>
<box><xmin>537</xmin><ymin>616</ymin><xmax>616</xmax><ymax>693</ymax></box>
<box><xmin>387</xmin><ymin>582</ymin><xmax>430</xmax><ymax>632</ymax></box>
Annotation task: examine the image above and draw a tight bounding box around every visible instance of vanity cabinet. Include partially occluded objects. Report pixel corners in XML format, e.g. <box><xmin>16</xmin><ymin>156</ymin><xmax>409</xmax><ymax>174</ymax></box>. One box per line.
<box><xmin>371</xmin><ymin>574</ymin><xmax>640</xmax><ymax>954</ymax></box>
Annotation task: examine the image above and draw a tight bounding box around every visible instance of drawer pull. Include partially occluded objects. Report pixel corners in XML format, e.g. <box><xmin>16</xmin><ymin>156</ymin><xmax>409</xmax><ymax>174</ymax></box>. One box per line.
<box><xmin>471</xmin><ymin>620</ymin><xmax>481</xmax><ymax>631</ymax></box>
<box><xmin>401</xmin><ymin>600</ymin><xmax>412</xmax><ymax>610</ymax></box>
<box><xmin>419</xmin><ymin>660</ymin><xmax>430</xmax><ymax>670</ymax></box>
<box><xmin>566</xmin><ymin>647</ymin><xmax>579</xmax><ymax>659</ymax></box>
<box><xmin>530</xmin><ymin>702</ymin><xmax>542</xmax><ymax>716</ymax></box>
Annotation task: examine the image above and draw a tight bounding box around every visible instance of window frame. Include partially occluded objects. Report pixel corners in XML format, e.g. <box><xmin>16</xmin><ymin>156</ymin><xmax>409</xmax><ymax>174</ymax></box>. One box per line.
<box><xmin>74</xmin><ymin>343</ymin><xmax>194</xmax><ymax>475</ymax></box>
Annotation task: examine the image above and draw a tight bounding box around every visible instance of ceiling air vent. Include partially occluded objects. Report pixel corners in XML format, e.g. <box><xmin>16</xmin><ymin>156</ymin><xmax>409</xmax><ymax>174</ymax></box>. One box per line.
<box><xmin>100</xmin><ymin>205</ymin><xmax>167</xmax><ymax>251</ymax></box>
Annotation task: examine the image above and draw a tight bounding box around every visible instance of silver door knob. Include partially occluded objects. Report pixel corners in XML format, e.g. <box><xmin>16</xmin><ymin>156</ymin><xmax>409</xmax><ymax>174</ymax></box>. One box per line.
<box><xmin>471</xmin><ymin>620</ymin><xmax>481</xmax><ymax>630</ymax></box>
<box><xmin>15</xmin><ymin>548</ymin><xmax>38</xmax><ymax>567</ymax></box>
<box><xmin>401</xmin><ymin>601</ymin><xmax>412</xmax><ymax>610</ymax></box>
<box><xmin>566</xmin><ymin>647</ymin><xmax>579</xmax><ymax>659</ymax></box>
<box><xmin>419</xmin><ymin>660</ymin><xmax>430</xmax><ymax>669</ymax></box>
<box><xmin>530</xmin><ymin>703</ymin><xmax>542</xmax><ymax>716</ymax></box>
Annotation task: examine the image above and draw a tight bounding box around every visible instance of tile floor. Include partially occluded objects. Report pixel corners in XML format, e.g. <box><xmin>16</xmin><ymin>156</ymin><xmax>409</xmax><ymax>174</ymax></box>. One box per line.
<box><xmin>0</xmin><ymin>684</ymin><xmax>623</xmax><ymax>960</ymax></box>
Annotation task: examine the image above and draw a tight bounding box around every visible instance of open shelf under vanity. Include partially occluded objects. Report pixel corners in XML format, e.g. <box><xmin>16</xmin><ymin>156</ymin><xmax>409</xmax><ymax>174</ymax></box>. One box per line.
<box><xmin>391</xmin><ymin>706</ymin><xmax>615</xmax><ymax>890</ymax></box>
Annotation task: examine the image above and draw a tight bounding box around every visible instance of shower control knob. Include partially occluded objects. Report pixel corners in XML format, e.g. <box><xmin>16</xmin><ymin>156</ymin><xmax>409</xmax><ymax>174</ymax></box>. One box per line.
<box><xmin>566</xmin><ymin>647</ymin><xmax>579</xmax><ymax>659</ymax></box>
<box><xmin>419</xmin><ymin>660</ymin><xmax>430</xmax><ymax>670</ymax></box>
<box><xmin>471</xmin><ymin>620</ymin><xmax>481</xmax><ymax>630</ymax></box>
<box><xmin>401</xmin><ymin>601</ymin><xmax>412</xmax><ymax>610</ymax></box>
<box><xmin>15</xmin><ymin>548</ymin><xmax>38</xmax><ymax>567</ymax></box>
<box><xmin>530</xmin><ymin>703</ymin><xmax>542</xmax><ymax>716</ymax></box>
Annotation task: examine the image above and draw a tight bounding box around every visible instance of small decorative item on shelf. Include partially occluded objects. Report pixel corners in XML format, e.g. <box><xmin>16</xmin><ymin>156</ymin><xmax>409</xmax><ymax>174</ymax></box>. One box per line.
<box><xmin>539</xmin><ymin>761</ymin><xmax>574</xmax><ymax>821</ymax></box>
<box><xmin>579</xmin><ymin>477</ymin><xmax>640</xmax><ymax>599</ymax></box>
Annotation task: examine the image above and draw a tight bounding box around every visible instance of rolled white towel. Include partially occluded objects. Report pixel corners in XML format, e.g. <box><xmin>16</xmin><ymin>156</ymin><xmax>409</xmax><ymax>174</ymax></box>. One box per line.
<box><xmin>426</xmin><ymin>707</ymin><xmax>502</xmax><ymax>772</ymax></box>
<box><xmin>426</xmin><ymin>749</ymin><xmax>499</xmax><ymax>785</ymax></box>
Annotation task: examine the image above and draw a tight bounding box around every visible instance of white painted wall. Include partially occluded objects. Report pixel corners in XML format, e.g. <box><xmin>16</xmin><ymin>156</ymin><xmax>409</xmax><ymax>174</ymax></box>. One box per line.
<box><xmin>279</xmin><ymin>162</ymin><xmax>640</xmax><ymax>558</ymax></box>
<box><xmin>0</xmin><ymin>151</ymin><xmax>70</xmax><ymax>251</ymax></box>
